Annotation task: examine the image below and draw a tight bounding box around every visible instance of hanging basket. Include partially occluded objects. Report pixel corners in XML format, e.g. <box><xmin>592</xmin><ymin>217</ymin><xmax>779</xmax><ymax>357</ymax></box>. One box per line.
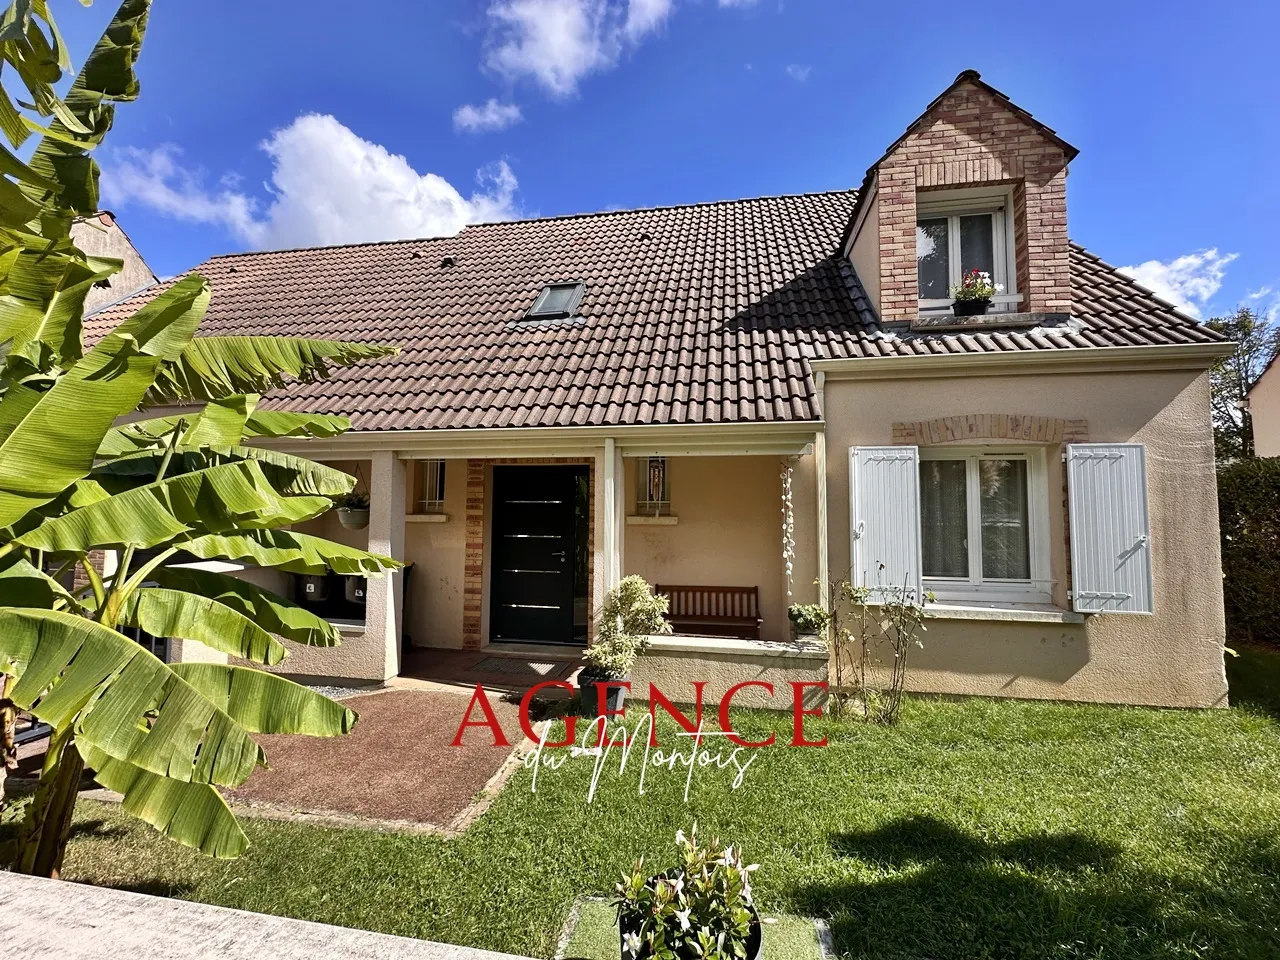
<box><xmin>337</xmin><ymin>507</ymin><xmax>370</xmax><ymax>529</ymax></box>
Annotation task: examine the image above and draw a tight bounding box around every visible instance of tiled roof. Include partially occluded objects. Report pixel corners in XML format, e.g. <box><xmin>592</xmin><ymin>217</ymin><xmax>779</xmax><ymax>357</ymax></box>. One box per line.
<box><xmin>86</xmin><ymin>190</ymin><xmax>1225</xmax><ymax>432</ymax></box>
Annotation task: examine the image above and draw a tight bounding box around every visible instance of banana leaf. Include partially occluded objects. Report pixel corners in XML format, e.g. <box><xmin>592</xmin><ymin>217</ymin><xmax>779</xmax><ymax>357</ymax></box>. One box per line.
<box><xmin>181</xmin><ymin>528</ymin><xmax>400</xmax><ymax>576</ymax></box>
<box><xmin>0</xmin><ymin>249</ymin><xmax>119</xmax><ymax>368</ymax></box>
<box><xmin>0</xmin><ymin>608</ymin><xmax>264</xmax><ymax>787</ymax></box>
<box><xmin>13</xmin><ymin>459</ymin><xmax>331</xmax><ymax>553</ymax></box>
<box><xmin>0</xmin><ymin>550</ymin><xmax>74</xmax><ymax>607</ymax></box>
<box><xmin>120</xmin><ymin>587</ymin><xmax>287</xmax><ymax>666</ymax></box>
<box><xmin>21</xmin><ymin>0</ymin><xmax>150</xmax><ymax>226</ymax></box>
<box><xmin>151</xmin><ymin>565</ymin><xmax>342</xmax><ymax>647</ymax></box>
<box><xmin>170</xmin><ymin>662</ymin><xmax>357</xmax><ymax>735</ymax></box>
<box><xmin>98</xmin><ymin>405</ymin><xmax>350</xmax><ymax>457</ymax></box>
<box><xmin>0</xmin><ymin>276</ymin><xmax>207</xmax><ymax>528</ymax></box>
<box><xmin>80</xmin><ymin>741</ymin><xmax>249</xmax><ymax>858</ymax></box>
<box><xmin>94</xmin><ymin>445</ymin><xmax>356</xmax><ymax>498</ymax></box>
<box><xmin>147</xmin><ymin>336</ymin><xmax>397</xmax><ymax>404</ymax></box>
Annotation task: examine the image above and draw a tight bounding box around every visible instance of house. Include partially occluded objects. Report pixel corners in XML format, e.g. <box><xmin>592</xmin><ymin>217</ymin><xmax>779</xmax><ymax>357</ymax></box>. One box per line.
<box><xmin>70</xmin><ymin>211</ymin><xmax>159</xmax><ymax>312</ymax></box>
<box><xmin>89</xmin><ymin>71</ymin><xmax>1234</xmax><ymax>709</ymax></box>
<box><xmin>1248</xmin><ymin>355</ymin><xmax>1280</xmax><ymax>456</ymax></box>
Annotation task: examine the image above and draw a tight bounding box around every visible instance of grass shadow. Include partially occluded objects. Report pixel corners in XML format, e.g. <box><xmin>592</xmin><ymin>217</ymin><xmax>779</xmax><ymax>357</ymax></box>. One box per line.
<box><xmin>791</xmin><ymin>814</ymin><xmax>1280</xmax><ymax>959</ymax></box>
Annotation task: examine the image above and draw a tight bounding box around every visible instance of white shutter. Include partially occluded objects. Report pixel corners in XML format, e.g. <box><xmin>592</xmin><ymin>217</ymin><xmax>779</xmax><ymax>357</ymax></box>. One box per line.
<box><xmin>1066</xmin><ymin>443</ymin><xmax>1153</xmax><ymax>614</ymax></box>
<box><xmin>850</xmin><ymin>446</ymin><xmax>923</xmax><ymax>602</ymax></box>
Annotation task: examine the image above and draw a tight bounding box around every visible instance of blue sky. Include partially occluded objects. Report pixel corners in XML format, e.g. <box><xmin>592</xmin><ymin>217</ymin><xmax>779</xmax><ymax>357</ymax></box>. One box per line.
<box><xmin>60</xmin><ymin>0</ymin><xmax>1279</xmax><ymax>321</ymax></box>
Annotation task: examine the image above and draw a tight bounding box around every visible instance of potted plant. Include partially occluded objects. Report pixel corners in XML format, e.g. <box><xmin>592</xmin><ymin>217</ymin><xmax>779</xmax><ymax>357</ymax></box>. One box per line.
<box><xmin>334</xmin><ymin>491</ymin><xmax>370</xmax><ymax>529</ymax></box>
<box><xmin>579</xmin><ymin>575</ymin><xmax>671</xmax><ymax>715</ymax></box>
<box><xmin>615</xmin><ymin>826</ymin><xmax>766</xmax><ymax>960</ymax></box>
<box><xmin>787</xmin><ymin>602</ymin><xmax>831</xmax><ymax>643</ymax></box>
<box><xmin>950</xmin><ymin>268</ymin><xmax>1003</xmax><ymax>316</ymax></box>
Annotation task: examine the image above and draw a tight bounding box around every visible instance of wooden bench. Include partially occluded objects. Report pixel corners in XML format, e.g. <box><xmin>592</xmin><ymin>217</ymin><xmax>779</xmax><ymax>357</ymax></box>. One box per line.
<box><xmin>655</xmin><ymin>585</ymin><xmax>763</xmax><ymax>640</ymax></box>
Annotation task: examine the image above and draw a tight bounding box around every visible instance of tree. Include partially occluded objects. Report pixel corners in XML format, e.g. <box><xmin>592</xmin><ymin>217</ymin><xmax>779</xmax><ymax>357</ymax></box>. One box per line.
<box><xmin>0</xmin><ymin>0</ymin><xmax>400</xmax><ymax>876</ymax></box>
<box><xmin>1205</xmin><ymin>306</ymin><xmax>1280</xmax><ymax>462</ymax></box>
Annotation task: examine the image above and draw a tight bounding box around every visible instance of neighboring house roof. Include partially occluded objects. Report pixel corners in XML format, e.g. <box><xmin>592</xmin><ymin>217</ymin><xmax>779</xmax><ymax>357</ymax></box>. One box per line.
<box><xmin>85</xmin><ymin>190</ymin><xmax>1225</xmax><ymax>433</ymax></box>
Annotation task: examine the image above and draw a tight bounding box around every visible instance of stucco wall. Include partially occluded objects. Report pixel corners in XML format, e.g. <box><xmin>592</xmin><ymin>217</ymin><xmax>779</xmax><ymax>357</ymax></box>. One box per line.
<box><xmin>71</xmin><ymin>212</ymin><xmax>157</xmax><ymax>311</ymax></box>
<box><xmin>846</xmin><ymin>183</ymin><xmax>881</xmax><ymax>313</ymax></box>
<box><xmin>822</xmin><ymin>367</ymin><xmax>1228</xmax><ymax>708</ymax></box>
<box><xmin>622</xmin><ymin>455</ymin><xmax>797</xmax><ymax>643</ymax></box>
<box><xmin>404</xmin><ymin>460</ymin><xmax>467</xmax><ymax>649</ymax></box>
<box><xmin>1251</xmin><ymin>361</ymin><xmax>1280</xmax><ymax>457</ymax></box>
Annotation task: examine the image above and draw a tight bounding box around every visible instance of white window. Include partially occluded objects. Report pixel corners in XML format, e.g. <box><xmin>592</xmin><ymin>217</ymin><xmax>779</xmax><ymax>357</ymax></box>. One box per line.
<box><xmin>635</xmin><ymin>457</ymin><xmax>670</xmax><ymax>515</ymax></box>
<box><xmin>916</xmin><ymin>188</ymin><xmax>1020</xmax><ymax>314</ymax></box>
<box><xmin>413</xmin><ymin>459</ymin><xmax>446</xmax><ymax>514</ymax></box>
<box><xmin>918</xmin><ymin>447</ymin><xmax>1051</xmax><ymax>603</ymax></box>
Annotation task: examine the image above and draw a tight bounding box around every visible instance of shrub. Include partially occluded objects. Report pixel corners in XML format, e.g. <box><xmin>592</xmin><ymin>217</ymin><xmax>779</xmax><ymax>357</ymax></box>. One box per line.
<box><xmin>1218</xmin><ymin>457</ymin><xmax>1280</xmax><ymax>645</ymax></box>
<box><xmin>585</xmin><ymin>575</ymin><xmax>671</xmax><ymax>677</ymax></box>
<box><xmin>614</xmin><ymin>825</ymin><xmax>762</xmax><ymax>960</ymax></box>
<box><xmin>787</xmin><ymin>603</ymin><xmax>831</xmax><ymax>635</ymax></box>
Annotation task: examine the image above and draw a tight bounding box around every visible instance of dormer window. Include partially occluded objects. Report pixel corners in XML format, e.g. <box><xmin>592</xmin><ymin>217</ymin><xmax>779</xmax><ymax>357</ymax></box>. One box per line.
<box><xmin>916</xmin><ymin>188</ymin><xmax>1019</xmax><ymax>315</ymax></box>
<box><xmin>526</xmin><ymin>281</ymin><xmax>585</xmax><ymax>321</ymax></box>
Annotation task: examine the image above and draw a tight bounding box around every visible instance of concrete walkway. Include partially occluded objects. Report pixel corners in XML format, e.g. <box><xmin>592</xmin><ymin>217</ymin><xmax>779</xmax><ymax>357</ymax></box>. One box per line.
<box><xmin>0</xmin><ymin>872</ymin><xmax>531</xmax><ymax>960</ymax></box>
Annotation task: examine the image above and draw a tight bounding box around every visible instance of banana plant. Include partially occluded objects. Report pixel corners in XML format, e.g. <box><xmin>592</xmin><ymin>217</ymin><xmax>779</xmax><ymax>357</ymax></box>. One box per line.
<box><xmin>0</xmin><ymin>0</ymin><xmax>404</xmax><ymax>876</ymax></box>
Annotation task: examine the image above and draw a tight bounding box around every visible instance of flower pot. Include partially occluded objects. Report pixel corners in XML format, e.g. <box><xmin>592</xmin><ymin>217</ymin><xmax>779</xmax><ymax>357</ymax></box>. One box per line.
<box><xmin>343</xmin><ymin>575</ymin><xmax>367</xmax><ymax>606</ymax></box>
<box><xmin>952</xmin><ymin>298</ymin><xmax>991</xmax><ymax>317</ymax></box>
<box><xmin>337</xmin><ymin>507</ymin><xmax>370</xmax><ymax>529</ymax></box>
<box><xmin>578</xmin><ymin>669</ymin><xmax>627</xmax><ymax>716</ymax></box>
<box><xmin>619</xmin><ymin>905</ymin><xmax>762</xmax><ymax>960</ymax></box>
<box><xmin>789</xmin><ymin>622</ymin><xmax>820</xmax><ymax>644</ymax></box>
<box><xmin>298</xmin><ymin>574</ymin><xmax>329</xmax><ymax>603</ymax></box>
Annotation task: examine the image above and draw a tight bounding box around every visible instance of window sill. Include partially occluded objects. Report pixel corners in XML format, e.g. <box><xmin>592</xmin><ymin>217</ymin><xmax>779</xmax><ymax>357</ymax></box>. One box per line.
<box><xmin>627</xmin><ymin>515</ymin><xmax>678</xmax><ymax>526</ymax></box>
<box><xmin>925</xmin><ymin>603</ymin><xmax>1083</xmax><ymax>625</ymax></box>
<box><xmin>406</xmin><ymin>513</ymin><xmax>450</xmax><ymax>523</ymax></box>
<box><xmin>325</xmin><ymin>618</ymin><xmax>367</xmax><ymax>635</ymax></box>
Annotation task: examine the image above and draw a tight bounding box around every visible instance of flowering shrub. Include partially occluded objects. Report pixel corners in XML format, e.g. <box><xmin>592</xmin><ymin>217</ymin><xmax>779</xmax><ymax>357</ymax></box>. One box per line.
<box><xmin>615</xmin><ymin>826</ymin><xmax>764</xmax><ymax>960</ymax></box>
<box><xmin>951</xmin><ymin>268</ymin><xmax>1002</xmax><ymax>301</ymax></box>
<box><xmin>584</xmin><ymin>575</ymin><xmax>671</xmax><ymax>677</ymax></box>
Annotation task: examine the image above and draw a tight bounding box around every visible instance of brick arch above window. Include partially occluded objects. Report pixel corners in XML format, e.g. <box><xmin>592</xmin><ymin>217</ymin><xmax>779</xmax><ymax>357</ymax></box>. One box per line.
<box><xmin>891</xmin><ymin>414</ymin><xmax>1089</xmax><ymax>446</ymax></box>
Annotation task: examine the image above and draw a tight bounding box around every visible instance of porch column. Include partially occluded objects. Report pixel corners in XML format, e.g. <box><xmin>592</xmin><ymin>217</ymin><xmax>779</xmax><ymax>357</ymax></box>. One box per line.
<box><xmin>366</xmin><ymin>450</ymin><xmax>406</xmax><ymax>680</ymax></box>
<box><xmin>815</xmin><ymin>373</ymin><xmax>830</xmax><ymax>607</ymax></box>
<box><xmin>603</xmin><ymin>438</ymin><xmax>623</xmax><ymax>590</ymax></box>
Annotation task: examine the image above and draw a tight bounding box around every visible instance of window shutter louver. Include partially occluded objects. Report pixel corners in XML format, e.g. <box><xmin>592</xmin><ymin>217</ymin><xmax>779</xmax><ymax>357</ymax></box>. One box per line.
<box><xmin>850</xmin><ymin>446</ymin><xmax>923</xmax><ymax>603</ymax></box>
<box><xmin>1066</xmin><ymin>443</ymin><xmax>1154</xmax><ymax>614</ymax></box>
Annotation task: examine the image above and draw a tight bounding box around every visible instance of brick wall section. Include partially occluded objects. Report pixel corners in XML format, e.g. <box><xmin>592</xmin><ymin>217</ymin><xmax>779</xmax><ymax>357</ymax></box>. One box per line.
<box><xmin>875</xmin><ymin>79</ymin><xmax>1072</xmax><ymax>320</ymax></box>
<box><xmin>892</xmin><ymin>414</ymin><xmax>1088</xmax><ymax>446</ymax></box>
<box><xmin>461</xmin><ymin>458</ymin><xmax>596</xmax><ymax>651</ymax></box>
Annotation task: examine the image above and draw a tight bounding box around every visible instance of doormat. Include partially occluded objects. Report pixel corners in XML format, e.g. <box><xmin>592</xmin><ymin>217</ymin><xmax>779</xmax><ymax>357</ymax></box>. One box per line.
<box><xmin>473</xmin><ymin>657</ymin><xmax>563</xmax><ymax>677</ymax></box>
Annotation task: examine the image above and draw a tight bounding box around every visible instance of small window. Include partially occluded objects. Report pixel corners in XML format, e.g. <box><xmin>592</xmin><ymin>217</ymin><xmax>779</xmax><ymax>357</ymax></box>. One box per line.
<box><xmin>526</xmin><ymin>281</ymin><xmax>585</xmax><ymax>320</ymax></box>
<box><xmin>915</xmin><ymin>189</ymin><xmax>1017</xmax><ymax>314</ymax></box>
<box><xmin>414</xmin><ymin>459</ymin><xmax>446</xmax><ymax>514</ymax></box>
<box><xmin>636</xmin><ymin>457</ymin><xmax>670</xmax><ymax>515</ymax></box>
<box><xmin>919</xmin><ymin>448</ymin><xmax>1049</xmax><ymax>603</ymax></box>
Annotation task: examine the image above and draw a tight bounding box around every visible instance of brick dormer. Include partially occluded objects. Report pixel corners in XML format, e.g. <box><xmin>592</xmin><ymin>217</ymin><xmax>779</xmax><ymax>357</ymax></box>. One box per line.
<box><xmin>844</xmin><ymin>71</ymin><xmax>1078</xmax><ymax>322</ymax></box>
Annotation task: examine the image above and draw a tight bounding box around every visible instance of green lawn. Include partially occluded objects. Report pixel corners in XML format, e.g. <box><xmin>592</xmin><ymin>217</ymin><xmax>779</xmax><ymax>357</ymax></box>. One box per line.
<box><xmin>55</xmin><ymin>647</ymin><xmax>1280</xmax><ymax>959</ymax></box>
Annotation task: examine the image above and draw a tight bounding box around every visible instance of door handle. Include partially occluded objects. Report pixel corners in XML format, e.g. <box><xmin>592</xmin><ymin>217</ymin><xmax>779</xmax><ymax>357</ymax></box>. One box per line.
<box><xmin>551</xmin><ymin>550</ymin><xmax>567</xmax><ymax>559</ymax></box>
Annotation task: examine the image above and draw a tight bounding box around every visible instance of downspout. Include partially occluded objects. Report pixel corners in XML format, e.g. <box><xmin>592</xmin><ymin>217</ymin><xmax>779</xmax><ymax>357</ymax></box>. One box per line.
<box><xmin>815</xmin><ymin>372</ymin><xmax>829</xmax><ymax>607</ymax></box>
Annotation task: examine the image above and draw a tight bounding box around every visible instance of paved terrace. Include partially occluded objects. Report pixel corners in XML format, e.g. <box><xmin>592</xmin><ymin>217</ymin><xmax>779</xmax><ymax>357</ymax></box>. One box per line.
<box><xmin>0</xmin><ymin>872</ymin><xmax>531</xmax><ymax>960</ymax></box>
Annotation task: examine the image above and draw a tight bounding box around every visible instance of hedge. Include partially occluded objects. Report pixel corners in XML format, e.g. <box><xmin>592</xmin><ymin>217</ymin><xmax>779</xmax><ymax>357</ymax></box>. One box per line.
<box><xmin>1219</xmin><ymin>457</ymin><xmax>1280</xmax><ymax>645</ymax></box>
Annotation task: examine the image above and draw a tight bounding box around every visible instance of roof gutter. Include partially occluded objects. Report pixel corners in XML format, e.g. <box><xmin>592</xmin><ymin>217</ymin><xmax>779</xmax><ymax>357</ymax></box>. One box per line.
<box><xmin>811</xmin><ymin>342</ymin><xmax>1236</xmax><ymax>380</ymax></box>
<box><xmin>261</xmin><ymin>418</ymin><xmax>826</xmax><ymax>458</ymax></box>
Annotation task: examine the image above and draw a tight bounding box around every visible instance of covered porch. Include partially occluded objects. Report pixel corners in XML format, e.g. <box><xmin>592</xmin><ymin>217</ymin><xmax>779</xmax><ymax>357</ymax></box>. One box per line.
<box><xmin>223</xmin><ymin>424</ymin><xmax>827</xmax><ymax>695</ymax></box>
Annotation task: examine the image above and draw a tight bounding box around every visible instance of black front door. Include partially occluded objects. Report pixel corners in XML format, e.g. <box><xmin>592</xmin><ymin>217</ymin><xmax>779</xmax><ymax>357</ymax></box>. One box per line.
<box><xmin>490</xmin><ymin>465</ymin><xmax>584</xmax><ymax>645</ymax></box>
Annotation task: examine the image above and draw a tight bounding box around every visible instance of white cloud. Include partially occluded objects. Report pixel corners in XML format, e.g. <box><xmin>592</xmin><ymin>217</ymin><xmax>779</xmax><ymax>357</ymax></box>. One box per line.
<box><xmin>453</xmin><ymin>98</ymin><xmax>524</xmax><ymax>133</ymax></box>
<box><xmin>483</xmin><ymin>0</ymin><xmax>673</xmax><ymax>97</ymax></box>
<box><xmin>101</xmin><ymin>114</ymin><xmax>519</xmax><ymax>251</ymax></box>
<box><xmin>718</xmin><ymin>0</ymin><xmax>759</xmax><ymax>6</ymax></box>
<box><xmin>784</xmin><ymin>63</ymin><xmax>810</xmax><ymax>81</ymax></box>
<box><xmin>1117</xmin><ymin>248</ymin><xmax>1238</xmax><ymax>319</ymax></box>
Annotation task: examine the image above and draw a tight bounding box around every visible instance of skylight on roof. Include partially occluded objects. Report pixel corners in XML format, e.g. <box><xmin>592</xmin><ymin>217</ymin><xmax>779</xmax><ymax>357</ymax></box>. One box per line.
<box><xmin>526</xmin><ymin>281</ymin><xmax>584</xmax><ymax>320</ymax></box>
